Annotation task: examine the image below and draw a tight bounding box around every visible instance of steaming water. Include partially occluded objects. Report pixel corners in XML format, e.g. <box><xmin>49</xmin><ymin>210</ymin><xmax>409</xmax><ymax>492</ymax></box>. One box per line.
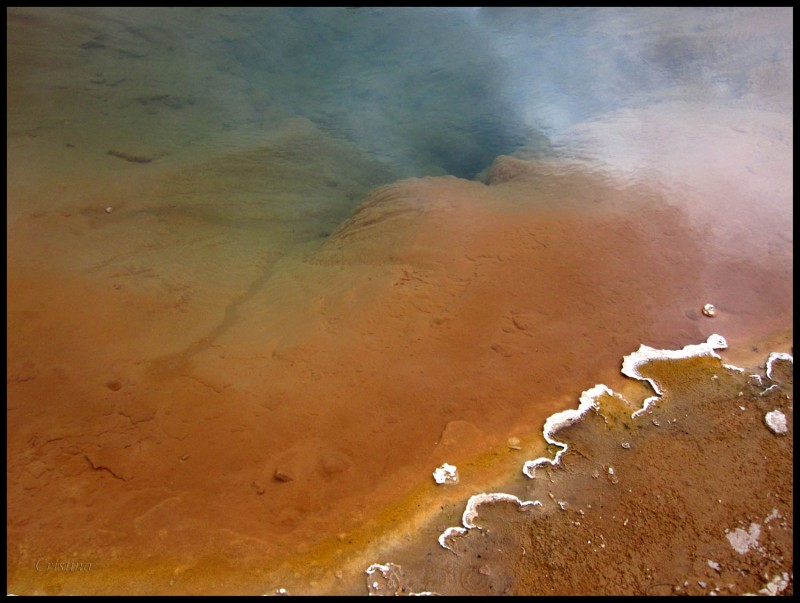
<box><xmin>7</xmin><ymin>7</ymin><xmax>793</xmax><ymax>596</ymax></box>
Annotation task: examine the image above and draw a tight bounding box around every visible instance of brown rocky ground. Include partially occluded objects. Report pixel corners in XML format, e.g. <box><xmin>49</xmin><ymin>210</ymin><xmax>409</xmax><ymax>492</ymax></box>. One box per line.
<box><xmin>346</xmin><ymin>340</ymin><xmax>793</xmax><ymax>597</ymax></box>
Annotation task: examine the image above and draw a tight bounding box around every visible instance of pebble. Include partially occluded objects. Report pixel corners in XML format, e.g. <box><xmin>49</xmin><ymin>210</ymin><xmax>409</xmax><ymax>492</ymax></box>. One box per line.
<box><xmin>764</xmin><ymin>410</ymin><xmax>788</xmax><ymax>435</ymax></box>
<box><xmin>274</xmin><ymin>469</ymin><xmax>294</xmax><ymax>482</ymax></box>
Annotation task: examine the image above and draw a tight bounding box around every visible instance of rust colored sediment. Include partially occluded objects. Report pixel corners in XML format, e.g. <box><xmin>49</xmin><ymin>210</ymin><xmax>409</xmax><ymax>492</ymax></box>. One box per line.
<box><xmin>6</xmin><ymin>157</ymin><xmax>792</xmax><ymax>595</ymax></box>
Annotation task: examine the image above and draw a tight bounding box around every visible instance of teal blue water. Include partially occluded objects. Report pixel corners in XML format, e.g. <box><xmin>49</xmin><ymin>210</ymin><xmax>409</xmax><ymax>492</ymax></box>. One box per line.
<box><xmin>9</xmin><ymin>7</ymin><xmax>792</xmax><ymax>181</ymax></box>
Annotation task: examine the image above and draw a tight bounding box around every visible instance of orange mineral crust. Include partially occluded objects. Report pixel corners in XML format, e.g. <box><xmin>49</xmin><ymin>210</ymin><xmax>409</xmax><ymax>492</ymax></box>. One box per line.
<box><xmin>7</xmin><ymin>157</ymin><xmax>792</xmax><ymax>595</ymax></box>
